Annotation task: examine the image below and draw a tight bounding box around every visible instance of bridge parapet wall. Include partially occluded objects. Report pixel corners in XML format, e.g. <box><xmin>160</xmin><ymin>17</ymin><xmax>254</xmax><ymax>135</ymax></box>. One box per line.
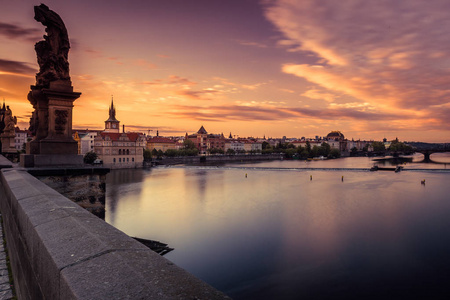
<box><xmin>0</xmin><ymin>168</ymin><xmax>229</xmax><ymax>299</ymax></box>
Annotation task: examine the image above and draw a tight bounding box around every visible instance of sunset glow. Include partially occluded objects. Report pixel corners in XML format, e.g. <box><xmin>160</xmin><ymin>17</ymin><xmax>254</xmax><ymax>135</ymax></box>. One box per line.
<box><xmin>1</xmin><ymin>0</ymin><xmax>449</xmax><ymax>142</ymax></box>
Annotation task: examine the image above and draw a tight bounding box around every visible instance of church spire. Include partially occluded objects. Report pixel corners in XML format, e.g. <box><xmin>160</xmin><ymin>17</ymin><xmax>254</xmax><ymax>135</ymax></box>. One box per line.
<box><xmin>109</xmin><ymin>96</ymin><xmax>117</xmax><ymax>121</ymax></box>
<box><xmin>104</xmin><ymin>96</ymin><xmax>120</xmax><ymax>132</ymax></box>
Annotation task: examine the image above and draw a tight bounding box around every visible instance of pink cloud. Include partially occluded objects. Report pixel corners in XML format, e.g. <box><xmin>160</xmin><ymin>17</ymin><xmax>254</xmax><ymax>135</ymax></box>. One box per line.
<box><xmin>265</xmin><ymin>0</ymin><xmax>450</xmax><ymax>128</ymax></box>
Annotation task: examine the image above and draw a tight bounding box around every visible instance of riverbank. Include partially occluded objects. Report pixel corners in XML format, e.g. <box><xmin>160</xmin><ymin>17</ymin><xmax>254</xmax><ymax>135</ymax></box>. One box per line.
<box><xmin>147</xmin><ymin>153</ymin><xmax>284</xmax><ymax>166</ymax></box>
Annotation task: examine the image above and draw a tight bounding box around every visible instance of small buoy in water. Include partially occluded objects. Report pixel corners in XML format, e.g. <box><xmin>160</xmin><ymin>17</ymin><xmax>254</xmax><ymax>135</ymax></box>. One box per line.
<box><xmin>310</xmin><ymin>175</ymin><xmax>312</xmax><ymax>181</ymax></box>
<box><xmin>342</xmin><ymin>176</ymin><xmax>344</xmax><ymax>182</ymax></box>
<box><xmin>245</xmin><ymin>173</ymin><xmax>247</xmax><ymax>178</ymax></box>
<box><xmin>421</xmin><ymin>179</ymin><xmax>426</xmax><ymax>185</ymax></box>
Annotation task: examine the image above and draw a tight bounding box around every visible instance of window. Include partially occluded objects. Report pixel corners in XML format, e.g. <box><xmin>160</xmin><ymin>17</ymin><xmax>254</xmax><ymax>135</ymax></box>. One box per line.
<box><xmin>113</xmin><ymin>158</ymin><xmax>116</xmax><ymax>163</ymax></box>
<box><xmin>132</xmin><ymin>158</ymin><xmax>134</xmax><ymax>162</ymax></box>
<box><xmin>119</xmin><ymin>158</ymin><xmax>121</xmax><ymax>162</ymax></box>
<box><xmin>127</xmin><ymin>158</ymin><xmax>129</xmax><ymax>162</ymax></box>
<box><xmin>119</xmin><ymin>149</ymin><xmax>122</xmax><ymax>155</ymax></box>
<box><xmin>127</xmin><ymin>149</ymin><xmax>129</xmax><ymax>155</ymax></box>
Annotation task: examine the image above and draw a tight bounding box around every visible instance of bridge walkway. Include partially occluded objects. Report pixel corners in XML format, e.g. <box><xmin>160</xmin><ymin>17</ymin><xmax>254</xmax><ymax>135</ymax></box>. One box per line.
<box><xmin>0</xmin><ymin>214</ymin><xmax>14</xmax><ymax>299</ymax></box>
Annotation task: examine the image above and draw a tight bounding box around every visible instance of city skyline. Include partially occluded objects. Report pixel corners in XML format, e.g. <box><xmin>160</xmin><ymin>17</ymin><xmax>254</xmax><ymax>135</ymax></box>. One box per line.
<box><xmin>1</xmin><ymin>0</ymin><xmax>449</xmax><ymax>142</ymax></box>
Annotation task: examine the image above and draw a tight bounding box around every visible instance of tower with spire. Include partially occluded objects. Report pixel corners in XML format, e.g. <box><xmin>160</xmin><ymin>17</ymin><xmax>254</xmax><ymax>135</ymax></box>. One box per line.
<box><xmin>104</xmin><ymin>97</ymin><xmax>120</xmax><ymax>133</ymax></box>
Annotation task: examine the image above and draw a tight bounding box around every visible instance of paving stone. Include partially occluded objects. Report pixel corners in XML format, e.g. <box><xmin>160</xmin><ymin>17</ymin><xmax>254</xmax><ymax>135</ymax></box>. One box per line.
<box><xmin>0</xmin><ymin>283</ymin><xmax>10</xmax><ymax>292</ymax></box>
<box><xmin>0</xmin><ymin>289</ymin><xmax>13</xmax><ymax>300</ymax></box>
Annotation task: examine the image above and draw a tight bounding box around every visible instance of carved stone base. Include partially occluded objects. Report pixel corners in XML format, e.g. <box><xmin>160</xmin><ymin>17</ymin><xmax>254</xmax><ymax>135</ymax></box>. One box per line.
<box><xmin>1</xmin><ymin>135</ymin><xmax>16</xmax><ymax>153</ymax></box>
<box><xmin>26</xmin><ymin>139</ymin><xmax>78</xmax><ymax>155</ymax></box>
<box><xmin>39</xmin><ymin>139</ymin><xmax>78</xmax><ymax>155</ymax></box>
<box><xmin>20</xmin><ymin>153</ymin><xmax>83</xmax><ymax>168</ymax></box>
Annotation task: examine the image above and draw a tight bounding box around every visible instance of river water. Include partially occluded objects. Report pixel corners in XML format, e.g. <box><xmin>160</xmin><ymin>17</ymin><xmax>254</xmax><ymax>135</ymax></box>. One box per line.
<box><xmin>106</xmin><ymin>153</ymin><xmax>450</xmax><ymax>299</ymax></box>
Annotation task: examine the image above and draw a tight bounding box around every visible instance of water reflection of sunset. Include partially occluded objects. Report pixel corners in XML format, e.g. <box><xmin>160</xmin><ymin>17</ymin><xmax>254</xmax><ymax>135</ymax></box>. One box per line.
<box><xmin>105</xmin><ymin>161</ymin><xmax>450</xmax><ymax>298</ymax></box>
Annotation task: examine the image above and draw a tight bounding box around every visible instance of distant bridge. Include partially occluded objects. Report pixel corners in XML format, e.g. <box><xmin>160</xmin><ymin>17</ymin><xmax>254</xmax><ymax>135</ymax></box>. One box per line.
<box><xmin>415</xmin><ymin>148</ymin><xmax>450</xmax><ymax>162</ymax></box>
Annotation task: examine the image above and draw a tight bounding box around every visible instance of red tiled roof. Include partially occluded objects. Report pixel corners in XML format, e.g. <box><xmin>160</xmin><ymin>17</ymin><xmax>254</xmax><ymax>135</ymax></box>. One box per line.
<box><xmin>100</xmin><ymin>132</ymin><xmax>143</xmax><ymax>142</ymax></box>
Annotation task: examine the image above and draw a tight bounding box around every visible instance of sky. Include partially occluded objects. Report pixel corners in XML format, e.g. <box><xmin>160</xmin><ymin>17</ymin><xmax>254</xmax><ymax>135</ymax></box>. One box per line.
<box><xmin>0</xmin><ymin>0</ymin><xmax>449</xmax><ymax>142</ymax></box>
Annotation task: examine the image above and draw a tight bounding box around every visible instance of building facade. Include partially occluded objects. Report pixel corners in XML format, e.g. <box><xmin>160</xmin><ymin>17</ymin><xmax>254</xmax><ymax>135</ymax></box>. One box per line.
<box><xmin>93</xmin><ymin>99</ymin><xmax>145</xmax><ymax>168</ymax></box>
<box><xmin>15</xmin><ymin>127</ymin><xmax>29</xmax><ymax>151</ymax></box>
<box><xmin>147</xmin><ymin>136</ymin><xmax>176</xmax><ymax>152</ymax></box>
<box><xmin>74</xmin><ymin>130</ymin><xmax>98</xmax><ymax>154</ymax></box>
<box><xmin>186</xmin><ymin>126</ymin><xmax>226</xmax><ymax>155</ymax></box>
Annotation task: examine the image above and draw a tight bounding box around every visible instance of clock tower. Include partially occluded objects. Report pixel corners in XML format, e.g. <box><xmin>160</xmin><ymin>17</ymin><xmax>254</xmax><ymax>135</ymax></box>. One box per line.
<box><xmin>104</xmin><ymin>97</ymin><xmax>120</xmax><ymax>133</ymax></box>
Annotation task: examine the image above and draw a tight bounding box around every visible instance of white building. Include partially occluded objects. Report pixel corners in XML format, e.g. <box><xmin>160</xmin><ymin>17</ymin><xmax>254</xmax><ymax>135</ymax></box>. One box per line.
<box><xmin>14</xmin><ymin>127</ymin><xmax>28</xmax><ymax>151</ymax></box>
<box><xmin>74</xmin><ymin>131</ymin><xmax>98</xmax><ymax>155</ymax></box>
<box><xmin>242</xmin><ymin>140</ymin><xmax>262</xmax><ymax>153</ymax></box>
<box><xmin>225</xmin><ymin>140</ymin><xmax>245</xmax><ymax>153</ymax></box>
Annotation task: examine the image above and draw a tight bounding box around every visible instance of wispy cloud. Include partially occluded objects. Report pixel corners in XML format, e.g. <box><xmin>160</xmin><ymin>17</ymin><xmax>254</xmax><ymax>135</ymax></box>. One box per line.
<box><xmin>165</xmin><ymin>103</ymin><xmax>411</xmax><ymax>124</ymax></box>
<box><xmin>0</xmin><ymin>59</ymin><xmax>35</xmax><ymax>75</ymax></box>
<box><xmin>236</xmin><ymin>39</ymin><xmax>268</xmax><ymax>48</ymax></box>
<box><xmin>0</xmin><ymin>22</ymin><xmax>40</xmax><ymax>42</ymax></box>
<box><xmin>264</xmin><ymin>0</ymin><xmax>450</xmax><ymax>128</ymax></box>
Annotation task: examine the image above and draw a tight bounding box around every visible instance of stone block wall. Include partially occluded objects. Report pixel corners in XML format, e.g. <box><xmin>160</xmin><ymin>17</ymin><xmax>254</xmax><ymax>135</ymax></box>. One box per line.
<box><xmin>0</xmin><ymin>168</ymin><xmax>229</xmax><ymax>299</ymax></box>
<box><xmin>27</xmin><ymin>168</ymin><xmax>108</xmax><ymax>218</ymax></box>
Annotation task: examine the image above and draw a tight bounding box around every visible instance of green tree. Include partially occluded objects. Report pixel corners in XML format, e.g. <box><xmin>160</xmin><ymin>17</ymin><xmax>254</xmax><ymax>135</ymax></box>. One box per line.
<box><xmin>285</xmin><ymin>148</ymin><xmax>297</xmax><ymax>158</ymax></box>
<box><xmin>226</xmin><ymin>148</ymin><xmax>236</xmax><ymax>155</ymax></box>
<box><xmin>328</xmin><ymin>148</ymin><xmax>341</xmax><ymax>159</ymax></box>
<box><xmin>151</xmin><ymin>148</ymin><xmax>158</xmax><ymax>157</ymax></box>
<box><xmin>83</xmin><ymin>151</ymin><xmax>97</xmax><ymax>164</ymax></box>
<box><xmin>165</xmin><ymin>149</ymin><xmax>178</xmax><ymax>157</ymax></box>
<box><xmin>186</xmin><ymin>148</ymin><xmax>199</xmax><ymax>156</ymax></box>
<box><xmin>143</xmin><ymin>149</ymin><xmax>152</xmax><ymax>161</ymax></box>
<box><xmin>311</xmin><ymin>145</ymin><xmax>320</xmax><ymax>158</ymax></box>
<box><xmin>371</xmin><ymin>141</ymin><xmax>386</xmax><ymax>152</ymax></box>
<box><xmin>184</xmin><ymin>139</ymin><xmax>196</xmax><ymax>150</ymax></box>
<box><xmin>305</xmin><ymin>141</ymin><xmax>311</xmax><ymax>153</ymax></box>
<box><xmin>299</xmin><ymin>148</ymin><xmax>309</xmax><ymax>159</ymax></box>
<box><xmin>318</xmin><ymin>142</ymin><xmax>331</xmax><ymax>157</ymax></box>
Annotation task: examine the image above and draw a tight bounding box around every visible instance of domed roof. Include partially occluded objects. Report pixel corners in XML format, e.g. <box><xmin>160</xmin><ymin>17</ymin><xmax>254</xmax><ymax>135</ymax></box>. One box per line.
<box><xmin>326</xmin><ymin>131</ymin><xmax>345</xmax><ymax>139</ymax></box>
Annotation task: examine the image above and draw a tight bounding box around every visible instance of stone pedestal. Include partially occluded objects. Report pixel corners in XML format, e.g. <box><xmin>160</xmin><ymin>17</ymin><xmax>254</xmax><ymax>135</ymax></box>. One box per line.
<box><xmin>23</xmin><ymin>80</ymin><xmax>82</xmax><ymax>167</ymax></box>
<box><xmin>1</xmin><ymin>134</ymin><xmax>16</xmax><ymax>153</ymax></box>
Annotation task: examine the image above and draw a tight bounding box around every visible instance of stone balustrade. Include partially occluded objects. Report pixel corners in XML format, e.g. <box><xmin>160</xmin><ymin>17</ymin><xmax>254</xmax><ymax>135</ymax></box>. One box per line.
<box><xmin>0</xmin><ymin>166</ymin><xmax>229</xmax><ymax>299</ymax></box>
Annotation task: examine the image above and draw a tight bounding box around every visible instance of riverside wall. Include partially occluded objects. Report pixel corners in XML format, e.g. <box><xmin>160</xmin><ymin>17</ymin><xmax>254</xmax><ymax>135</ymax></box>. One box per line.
<box><xmin>0</xmin><ymin>163</ymin><xmax>229</xmax><ymax>299</ymax></box>
<box><xmin>152</xmin><ymin>153</ymin><xmax>284</xmax><ymax>165</ymax></box>
<box><xmin>27</xmin><ymin>168</ymin><xmax>110</xmax><ymax>219</ymax></box>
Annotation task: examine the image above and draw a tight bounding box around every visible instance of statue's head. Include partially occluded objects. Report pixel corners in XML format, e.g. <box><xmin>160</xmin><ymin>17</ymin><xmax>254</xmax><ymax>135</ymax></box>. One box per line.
<box><xmin>34</xmin><ymin>4</ymin><xmax>50</xmax><ymax>24</ymax></box>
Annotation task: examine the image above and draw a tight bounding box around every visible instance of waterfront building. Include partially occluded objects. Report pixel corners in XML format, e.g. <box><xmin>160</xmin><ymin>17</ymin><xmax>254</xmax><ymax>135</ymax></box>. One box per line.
<box><xmin>291</xmin><ymin>139</ymin><xmax>322</xmax><ymax>149</ymax></box>
<box><xmin>224</xmin><ymin>139</ymin><xmax>245</xmax><ymax>153</ymax></box>
<box><xmin>73</xmin><ymin>130</ymin><xmax>98</xmax><ymax>154</ymax></box>
<box><xmin>93</xmin><ymin>99</ymin><xmax>145</xmax><ymax>168</ymax></box>
<box><xmin>242</xmin><ymin>139</ymin><xmax>262</xmax><ymax>153</ymax></box>
<box><xmin>186</xmin><ymin>126</ymin><xmax>226</xmax><ymax>155</ymax></box>
<box><xmin>346</xmin><ymin>139</ymin><xmax>371</xmax><ymax>152</ymax></box>
<box><xmin>147</xmin><ymin>136</ymin><xmax>176</xmax><ymax>152</ymax></box>
<box><xmin>325</xmin><ymin>131</ymin><xmax>348</xmax><ymax>152</ymax></box>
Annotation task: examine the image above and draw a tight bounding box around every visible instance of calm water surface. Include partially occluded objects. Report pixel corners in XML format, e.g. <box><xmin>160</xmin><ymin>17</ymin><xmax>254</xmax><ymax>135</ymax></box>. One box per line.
<box><xmin>106</xmin><ymin>154</ymin><xmax>450</xmax><ymax>299</ymax></box>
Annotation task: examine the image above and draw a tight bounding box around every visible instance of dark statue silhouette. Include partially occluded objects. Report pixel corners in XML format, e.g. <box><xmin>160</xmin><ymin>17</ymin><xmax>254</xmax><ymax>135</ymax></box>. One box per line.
<box><xmin>33</xmin><ymin>4</ymin><xmax>71</xmax><ymax>87</ymax></box>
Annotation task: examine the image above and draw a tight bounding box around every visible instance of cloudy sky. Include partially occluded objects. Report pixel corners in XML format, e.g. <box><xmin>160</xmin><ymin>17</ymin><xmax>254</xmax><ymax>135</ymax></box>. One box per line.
<box><xmin>1</xmin><ymin>0</ymin><xmax>449</xmax><ymax>142</ymax></box>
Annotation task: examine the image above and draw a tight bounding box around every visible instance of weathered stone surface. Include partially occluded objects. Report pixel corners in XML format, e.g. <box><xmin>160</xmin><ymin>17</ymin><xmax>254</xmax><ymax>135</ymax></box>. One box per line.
<box><xmin>0</xmin><ymin>165</ymin><xmax>229</xmax><ymax>299</ymax></box>
<box><xmin>60</xmin><ymin>250</ymin><xmax>229</xmax><ymax>300</ymax></box>
<box><xmin>29</xmin><ymin>167</ymin><xmax>109</xmax><ymax>218</ymax></box>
